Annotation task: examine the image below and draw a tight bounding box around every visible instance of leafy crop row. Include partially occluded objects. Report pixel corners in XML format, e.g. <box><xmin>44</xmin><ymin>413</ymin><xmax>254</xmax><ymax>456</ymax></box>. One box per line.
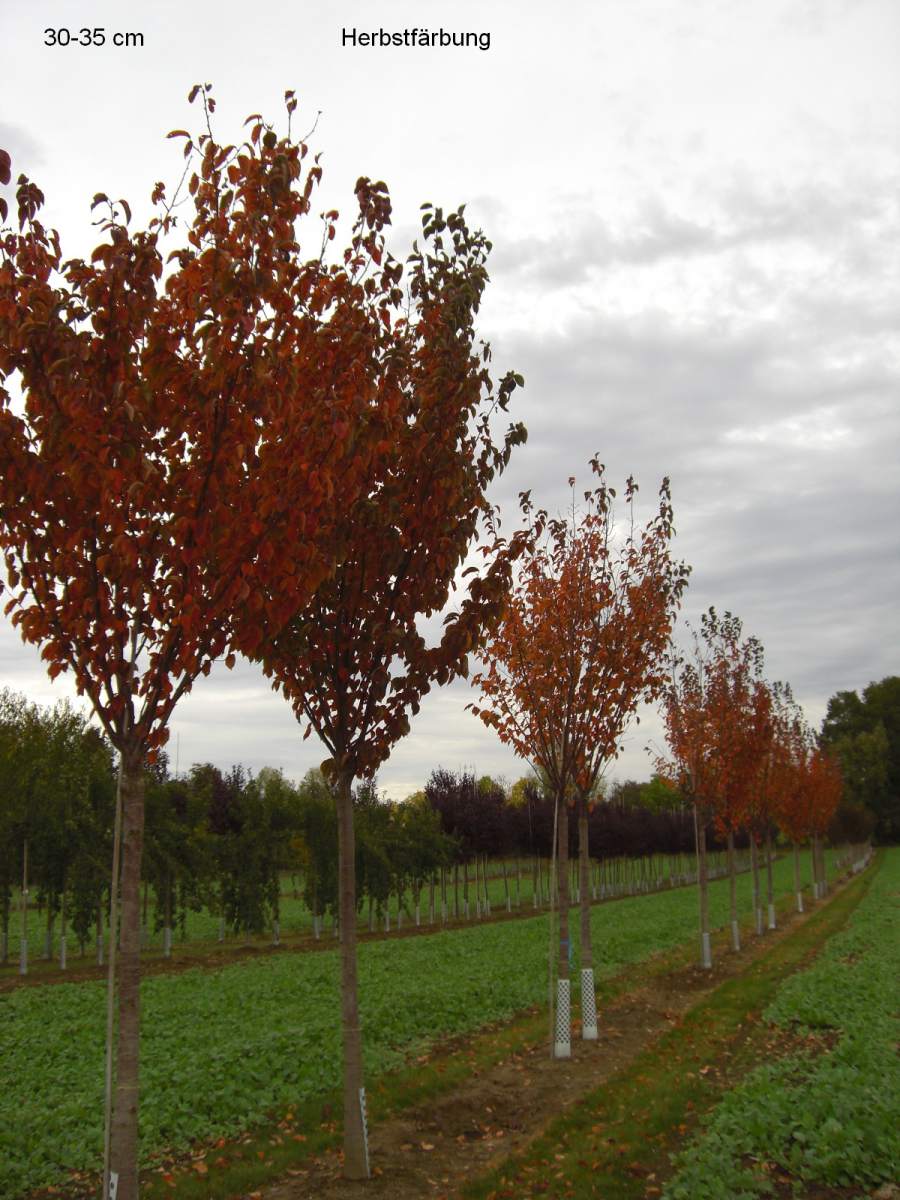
<box><xmin>664</xmin><ymin>848</ymin><xmax>899</xmax><ymax>1198</ymax></box>
<box><xmin>0</xmin><ymin>850</ymin><xmax>833</xmax><ymax>1196</ymax></box>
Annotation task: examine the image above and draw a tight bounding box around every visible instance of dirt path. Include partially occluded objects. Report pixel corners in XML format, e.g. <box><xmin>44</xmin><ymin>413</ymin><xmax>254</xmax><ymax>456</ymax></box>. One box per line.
<box><xmin>258</xmin><ymin>873</ymin><xmax>860</xmax><ymax>1200</ymax></box>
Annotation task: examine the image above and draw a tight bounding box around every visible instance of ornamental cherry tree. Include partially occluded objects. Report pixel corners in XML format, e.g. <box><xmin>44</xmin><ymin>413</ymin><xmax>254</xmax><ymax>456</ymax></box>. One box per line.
<box><xmin>250</xmin><ymin>200</ymin><xmax>529</xmax><ymax>1179</ymax></box>
<box><xmin>659</xmin><ymin>610</ymin><xmax>766</xmax><ymax>967</ymax></box>
<box><xmin>471</xmin><ymin>465</ymin><xmax>688</xmax><ymax>1055</ymax></box>
<box><xmin>706</xmin><ymin>623</ymin><xmax>771</xmax><ymax>952</ymax></box>
<box><xmin>0</xmin><ymin>88</ymin><xmax>406</xmax><ymax>1199</ymax></box>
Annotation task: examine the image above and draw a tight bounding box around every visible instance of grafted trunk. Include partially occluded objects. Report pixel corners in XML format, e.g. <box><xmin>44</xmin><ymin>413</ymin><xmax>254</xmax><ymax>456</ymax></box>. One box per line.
<box><xmin>694</xmin><ymin>804</ymin><xmax>711</xmax><ymax>969</ymax></box>
<box><xmin>555</xmin><ymin>800</ymin><xmax>571</xmax><ymax>1058</ymax></box>
<box><xmin>109</xmin><ymin>747</ymin><xmax>146</xmax><ymax>1200</ymax></box>
<box><xmin>578</xmin><ymin>795</ymin><xmax>597</xmax><ymax>1039</ymax></box>
<box><xmin>335</xmin><ymin>772</ymin><xmax>368</xmax><ymax>1179</ymax></box>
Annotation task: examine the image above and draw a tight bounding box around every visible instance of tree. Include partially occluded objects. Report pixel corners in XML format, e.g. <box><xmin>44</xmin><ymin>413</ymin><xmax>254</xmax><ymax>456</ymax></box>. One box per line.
<box><xmin>0</xmin><ymin>87</ymin><xmax>403</xmax><ymax>1198</ymax></box>
<box><xmin>472</xmin><ymin>466</ymin><xmax>688</xmax><ymax>1052</ymax></box>
<box><xmin>659</xmin><ymin>610</ymin><xmax>764</xmax><ymax>967</ymax></box>
<box><xmin>821</xmin><ymin>677</ymin><xmax>900</xmax><ymax>842</ymax></box>
<box><xmin>249</xmin><ymin>198</ymin><xmax>529</xmax><ymax>1177</ymax></box>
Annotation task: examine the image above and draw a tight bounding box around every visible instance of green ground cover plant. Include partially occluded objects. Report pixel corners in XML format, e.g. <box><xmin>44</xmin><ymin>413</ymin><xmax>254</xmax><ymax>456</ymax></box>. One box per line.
<box><xmin>663</xmin><ymin>847</ymin><xmax>899</xmax><ymax>1198</ymax></box>
<box><xmin>0</xmin><ymin>848</ymin><xmax>835</xmax><ymax>1196</ymax></box>
<box><xmin>460</xmin><ymin>853</ymin><xmax>873</xmax><ymax>1200</ymax></box>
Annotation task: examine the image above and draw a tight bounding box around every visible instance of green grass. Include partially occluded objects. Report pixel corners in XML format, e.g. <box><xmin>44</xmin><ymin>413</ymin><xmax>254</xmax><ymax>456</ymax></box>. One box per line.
<box><xmin>460</xmin><ymin>852</ymin><xmax>877</xmax><ymax>1200</ymax></box>
<box><xmin>0</xmin><ymin>847</ymin><xmax>844</xmax><ymax>1197</ymax></box>
<box><xmin>663</xmin><ymin>847</ymin><xmax>899</xmax><ymax>1198</ymax></box>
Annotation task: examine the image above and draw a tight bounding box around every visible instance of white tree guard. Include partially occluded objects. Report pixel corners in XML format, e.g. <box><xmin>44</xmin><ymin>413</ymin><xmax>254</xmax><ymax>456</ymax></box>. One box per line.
<box><xmin>730</xmin><ymin>920</ymin><xmax>740</xmax><ymax>952</ymax></box>
<box><xmin>767</xmin><ymin>903</ymin><xmax>776</xmax><ymax>930</ymax></box>
<box><xmin>701</xmin><ymin>931</ymin><xmax>712</xmax><ymax>969</ymax></box>
<box><xmin>581</xmin><ymin>968</ymin><xmax>598</xmax><ymax>1039</ymax></box>
<box><xmin>796</xmin><ymin>891</ymin><xmax>804</xmax><ymax>912</ymax></box>
<box><xmin>755</xmin><ymin>907</ymin><xmax>764</xmax><ymax>935</ymax></box>
<box><xmin>554</xmin><ymin>978</ymin><xmax>572</xmax><ymax>1058</ymax></box>
<box><xmin>108</xmin><ymin>1169</ymin><xmax>119</xmax><ymax>1200</ymax></box>
<box><xmin>359</xmin><ymin>1086</ymin><xmax>371</xmax><ymax>1178</ymax></box>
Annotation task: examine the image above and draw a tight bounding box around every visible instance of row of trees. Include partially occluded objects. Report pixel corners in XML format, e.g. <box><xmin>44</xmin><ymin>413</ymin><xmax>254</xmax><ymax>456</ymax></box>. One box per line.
<box><xmin>0</xmin><ymin>85</ymin><xmax>877</xmax><ymax>1192</ymax></box>
<box><xmin>0</xmin><ymin>689</ymin><xmax>114</xmax><ymax>968</ymax></box>
<box><xmin>0</xmin><ymin>79</ymin><xmax>543</xmax><ymax>1188</ymax></box>
<box><xmin>1</xmin><ymin>689</ymin><xmax>726</xmax><ymax>974</ymax></box>
<box><xmin>658</xmin><ymin>610</ymin><xmax>845</xmax><ymax>970</ymax></box>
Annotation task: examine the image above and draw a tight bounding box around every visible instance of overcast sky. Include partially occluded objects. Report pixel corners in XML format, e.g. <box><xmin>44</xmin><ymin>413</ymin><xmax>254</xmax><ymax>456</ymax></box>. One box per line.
<box><xmin>1</xmin><ymin>0</ymin><xmax>898</xmax><ymax>798</ymax></box>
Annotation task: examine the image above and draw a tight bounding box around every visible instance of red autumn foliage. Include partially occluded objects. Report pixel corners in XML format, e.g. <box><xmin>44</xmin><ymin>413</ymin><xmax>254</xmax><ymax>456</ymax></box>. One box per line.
<box><xmin>472</xmin><ymin>464</ymin><xmax>689</xmax><ymax>805</ymax></box>
<box><xmin>0</xmin><ymin>85</ymin><xmax>413</xmax><ymax>1199</ymax></box>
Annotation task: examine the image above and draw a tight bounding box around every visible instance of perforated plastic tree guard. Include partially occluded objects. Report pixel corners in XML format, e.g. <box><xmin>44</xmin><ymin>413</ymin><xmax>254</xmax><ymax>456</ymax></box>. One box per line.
<box><xmin>581</xmin><ymin>968</ymin><xmax>598</xmax><ymax>1039</ymax></box>
<box><xmin>555</xmin><ymin>978</ymin><xmax>571</xmax><ymax>1058</ymax></box>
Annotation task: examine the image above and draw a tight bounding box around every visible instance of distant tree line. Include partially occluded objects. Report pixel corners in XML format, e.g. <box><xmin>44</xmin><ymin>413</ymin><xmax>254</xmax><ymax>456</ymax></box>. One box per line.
<box><xmin>820</xmin><ymin>675</ymin><xmax>899</xmax><ymax>844</ymax></box>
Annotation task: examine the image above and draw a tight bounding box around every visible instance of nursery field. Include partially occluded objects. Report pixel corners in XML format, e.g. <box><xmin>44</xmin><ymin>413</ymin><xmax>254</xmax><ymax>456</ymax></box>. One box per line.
<box><xmin>2</xmin><ymin>850</ymin><xmax>723</xmax><ymax>973</ymax></box>
<box><xmin>457</xmin><ymin>848</ymin><xmax>894</xmax><ymax>1200</ymax></box>
<box><xmin>0</xmin><ymin>848</ymin><xmax>845</xmax><ymax>1197</ymax></box>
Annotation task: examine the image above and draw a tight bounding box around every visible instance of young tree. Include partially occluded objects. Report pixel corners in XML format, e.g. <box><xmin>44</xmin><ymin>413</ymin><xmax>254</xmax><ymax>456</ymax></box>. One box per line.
<box><xmin>0</xmin><ymin>88</ymin><xmax>404</xmax><ymax>1199</ymax></box>
<box><xmin>472</xmin><ymin>467</ymin><xmax>688</xmax><ymax>1052</ymax></box>
<box><xmin>659</xmin><ymin>610</ymin><xmax>763</xmax><ymax>967</ymax></box>
<box><xmin>249</xmin><ymin>200</ymin><xmax>528</xmax><ymax>1177</ymax></box>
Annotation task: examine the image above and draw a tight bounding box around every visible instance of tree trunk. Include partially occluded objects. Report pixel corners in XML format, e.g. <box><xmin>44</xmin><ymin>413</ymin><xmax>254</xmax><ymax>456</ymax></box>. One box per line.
<box><xmin>163</xmin><ymin>875</ymin><xmax>173</xmax><ymax>958</ymax></box>
<box><xmin>727</xmin><ymin>829</ymin><xmax>740</xmax><ymax>951</ymax></box>
<box><xmin>694</xmin><ymin>804</ymin><xmax>711</xmax><ymax>968</ymax></box>
<box><xmin>335</xmin><ymin>773</ymin><xmax>369</xmax><ymax>1179</ymax></box>
<box><xmin>1</xmin><ymin>889</ymin><xmax>9</xmax><ymax>964</ymax></box>
<box><xmin>60</xmin><ymin>886</ymin><xmax>68</xmax><ymax>970</ymax></box>
<box><xmin>793</xmin><ymin>842</ymin><xmax>803</xmax><ymax>912</ymax></box>
<box><xmin>578</xmin><ymin>796</ymin><xmax>597</xmax><ymax>1039</ymax></box>
<box><xmin>109</xmin><ymin>747</ymin><xmax>146</xmax><ymax>1200</ymax></box>
<box><xmin>750</xmin><ymin>836</ymin><xmax>763</xmax><ymax>933</ymax></box>
<box><xmin>555</xmin><ymin>800</ymin><xmax>571</xmax><ymax>1058</ymax></box>
<box><xmin>20</xmin><ymin>839</ymin><xmax>28</xmax><ymax>976</ymax></box>
<box><xmin>97</xmin><ymin>897</ymin><xmax>104</xmax><ymax>966</ymax></box>
<box><xmin>765</xmin><ymin>829</ymin><xmax>776</xmax><ymax>929</ymax></box>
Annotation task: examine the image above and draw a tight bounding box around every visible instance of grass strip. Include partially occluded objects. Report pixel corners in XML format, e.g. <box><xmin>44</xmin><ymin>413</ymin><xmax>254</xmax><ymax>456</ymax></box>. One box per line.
<box><xmin>663</xmin><ymin>847</ymin><xmax>899</xmax><ymax>1198</ymax></box>
<box><xmin>459</xmin><ymin>855</ymin><xmax>878</xmax><ymax>1200</ymax></box>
